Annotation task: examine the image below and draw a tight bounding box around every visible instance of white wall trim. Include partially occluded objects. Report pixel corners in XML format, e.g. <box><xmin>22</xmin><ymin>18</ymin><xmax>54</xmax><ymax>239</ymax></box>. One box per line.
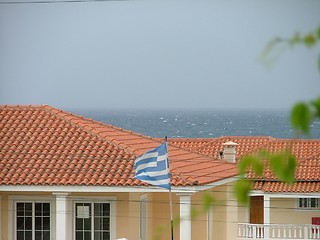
<box><xmin>250</xmin><ymin>191</ymin><xmax>320</xmax><ymax>199</ymax></box>
<box><xmin>249</xmin><ymin>191</ymin><xmax>265</xmax><ymax>196</ymax></box>
<box><xmin>0</xmin><ymin>176</ymin><xmax>238</xmax><ymax>193</ymax></box>
<box><xmin>177</xmin><ymin>193</ymin><xmax>192</xmax><ymax>240</ymax></box>
<box><xmin>264</xmin><ymin>195</ymin><xmax>270</xmax><ymax>238</ymax></box>
<box><xmin>139</xmin><ymin>193</ymin><xmax>148</xmax><ymax>240</ymax></box>
<box><xmin>190</xmin><ymin>176</ymin><xmax>239</xmax><ymax>192</ymax></box>
<box><xmin>55</xmin><ymin>193</ymin><xmax>69</xmax><ymax>240</ymax></box>
<box><xmin>296</xmin><ymin>197</ymin><xmax>320</xmax><ymax>211</ymax></box>
<box><xmin>0</xmin><ymin>185</ymin><xmax>179</xmax><ymax>193</ymax></box>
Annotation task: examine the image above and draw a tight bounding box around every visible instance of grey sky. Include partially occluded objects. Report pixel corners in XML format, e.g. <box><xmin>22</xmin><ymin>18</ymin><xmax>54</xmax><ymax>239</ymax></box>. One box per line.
<box><xmin>1</xmin><ymin>0</ymin><xmax>320</xmax><ymax>110</ymax></box>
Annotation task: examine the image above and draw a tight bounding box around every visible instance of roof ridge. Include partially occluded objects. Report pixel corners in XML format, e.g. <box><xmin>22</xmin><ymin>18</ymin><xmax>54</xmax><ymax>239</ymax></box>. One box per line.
<box><xmin>2</xmin><ymin>105</ymin><xmax>219</xmax><ymax>159</ymax></box>
<box><xmin>0</xmin><ymin>105</ymin><xmax>238</xmax><ymax>187</ymax></box>
<box><xmin>40</xmin><ymin>105</ymin><xmax>140</xmax><ymax>156</ymax></box>
<box><xmin>218</xmin><ymin>136</ymin><xmax>275</xmax><ymax>139</ymax></box>
<box><xmin>167</xmin><ymin>138</ymin><xmax>223</xmax><ymax>159</ymax></box>
<box><xmin>165</xmin><ymin>138</ymin><xmax>212</xmax><ymax>142</ymax></box>
<box><xmin>194</xmin><ymin>136</ymin><xmax>275</xmax><ymax>153</ymax></box>
<box><xmin>0</xmin><ymin>104</ymin><xmax>49</xmax><ymax>109</ymax></box>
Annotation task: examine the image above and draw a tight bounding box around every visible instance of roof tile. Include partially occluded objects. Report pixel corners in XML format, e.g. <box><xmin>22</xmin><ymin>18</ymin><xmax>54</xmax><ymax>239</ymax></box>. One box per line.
<box><xmin>0</xmin><ymin>105</ymin><xmax>237</xmax><ymax>188</ymax></box>
<box><xmin>170</xmin><ymin>137</ymin><xmax>320</xmax><ymax>193</ymax></box>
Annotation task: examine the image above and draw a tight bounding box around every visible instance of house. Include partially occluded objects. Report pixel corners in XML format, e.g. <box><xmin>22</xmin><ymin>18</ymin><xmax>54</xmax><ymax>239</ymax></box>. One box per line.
<box><xmin>169</xmin><ymin>137</ymin><xmax>320</xmax><ymax>239</ymax></box>
<box><xmin>0</xmin><ymin>105</ymin><xmax>239</xmax><ymax>240</ymax></box>
<box><xmin>1</xmin><ymin>105</ymin><xmax>319</xmax><ymax>240</ymax></box>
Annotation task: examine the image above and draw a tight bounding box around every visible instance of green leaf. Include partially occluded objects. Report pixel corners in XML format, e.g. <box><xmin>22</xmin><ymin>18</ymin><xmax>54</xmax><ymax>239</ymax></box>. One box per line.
<box><xmin>238</xmin><ymin>155</ymin><xmax>255</xmax><ymax>175</ymax></box>
<box><xmin>251</xmin><ymin>158</ymin><xmax>264</xmax><ymax>177</ymax></box>
<box><xmin>257</xmin><ymin>149</ymin><xmax>270</xmax><ymax>159</ymax></box>
<box><xmin>269</xmin><ymin>150</ymin><xmax>297</xmax><ymax>183</ymax></box>
<box><xmin>317</xmin><ymin>26</ymin><xmax>320</xmax><ymax>39</ymax></box>
<box><xmin>154</xmin><ymin>224</ymin><xmax>166</xmax><ymax>240</ymax></box>
<box><xmin>173</xmin><ymin>216</ymin><xmax>180</xmax><ymax>227</ymax></box>
<box><xmin>233</xmin><ymin>178</ymin><xmax>252</xmax><ymax>205</ymax></box>
<box><xmin>311</xmin><ymin>97</ymin><xmax>320</xmax><ymax>118</ymax></box>
<box><xmin>284</xmin><ymin>154</ymin><xmax>297</xmax><ymax>183</ymax></box>
<box><xmin>191</xmin><ymin>207</ymin><xmax>199</xmax><ymax>219</ymax></box>
<box><xmin>202</xmin><ymin>192</ymin><xmax>214</xmax><ymax>212</ymax></box>
<box><xmin>238</xmin><ymin>155</ymin><xmax>263</xmax><ymax>177</ymax></box>
<box><xmin>291</xmin><ymin>102</ymin><xmax>312</xmax><ymax>134</ymax></box>
<box><xmin>303</xmin><ymin>34</ymin><xmax>316</xmax><ymax>47</ymax></box>
<box><xmin>269</xmin><ymin>153</ymin><xmax>283</xmax><ymax>177</ymax></box>
<box><xmin>290</xmin><ymin>32</ymin><xmax>301</xmax><ymax>46</ymax></box>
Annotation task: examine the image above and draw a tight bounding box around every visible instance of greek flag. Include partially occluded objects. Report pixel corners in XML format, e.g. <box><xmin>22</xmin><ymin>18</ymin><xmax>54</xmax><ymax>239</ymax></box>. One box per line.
<box><xmin>134</xmin><ymin>143</ymin><xmax>171</xmax><ymax>190</ymax></box>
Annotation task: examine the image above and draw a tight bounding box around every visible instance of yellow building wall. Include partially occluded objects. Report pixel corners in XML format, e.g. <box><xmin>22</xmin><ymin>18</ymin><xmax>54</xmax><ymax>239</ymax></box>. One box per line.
<box><xmin>211</xmin><ymin>185</ymin><xmax>227</xmax><ymax>240</ymax></box>
<box><xmin>0</xmin><ymin>191</ymin><xmax>138</xmax><ymax>240</ymax></box>
<box><xmin>195</xmin><ymin>182</ymin><xmax>241</xmax><ymax>240</ymax></box>
<box><xmin>191</xmin><ymin>192</ymin><xmax>210</xmax><ymax>240</ymax></box>
<box><xmin>226</xmin><ymin>183</ymin><xmax>239</xmax><ymax>240</ymax></box>
<box><xmin>1</xmin><ymin>192</ymin><xmax>52</xmax><ymax>240</ymax></box>
<box><xmin>149</xmin><ymin>190</ymin><xmax>224</xmax><ymax>240</ymax></box>
<box><xmin>271</xmin><ymin>198</ymin><xmax>320</xmax><ymax>225</ymax></box>
<box><xmin>128</xmin><ymin>192</ymin><xmax>141</xmax><ymax>240</ymax></box>
<box><xmin>1</xmin><ymin>194</ymin><xmax>8</xmax><ymax>240</ymax></box>
<box><xmin>149</xmin><ymin>192</ymin><xmax>177</xmax><ymax>240</ymax></box>
<box><xmin>0</xmin><ymin>184</ymin><xmax>244</xmax><ymax>240</ymax></box>
<box><xmin>237</xmin><ymin>202</ymin><xmax>249</xmax><ymax>223</ymax></box>
<box><xmin>69</xmin><ymin>192</ymin><xmax>134</xmax><ymax>239</ymax></box>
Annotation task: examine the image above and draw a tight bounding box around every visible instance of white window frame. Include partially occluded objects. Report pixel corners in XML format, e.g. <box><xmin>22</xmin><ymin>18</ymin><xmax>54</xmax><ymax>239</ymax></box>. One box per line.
<box><xmin>73</xmin><ymin>196</ymin><xmax>116</xmax><ymax>240</ymax></box>
<box><xmin>298</xmin><ymin>198</ymin><xmax>320</xmax><ymax>210</ymax></box>
<box><xmin>8</xmin><ymin>195</ymin><xmax>54</xmax><ymax>240</ymax></box>
<box><xmin>139</xmin><ymin>194</ymin><xmax>148</xmax><ymax>240</ymax></box>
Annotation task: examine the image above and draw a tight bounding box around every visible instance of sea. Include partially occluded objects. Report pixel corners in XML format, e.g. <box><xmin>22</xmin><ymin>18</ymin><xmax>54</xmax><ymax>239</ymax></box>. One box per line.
<box><xmin>72</xmin><ymin>109</ymin><xmax>320</xmax><ymax>139</ymax></box>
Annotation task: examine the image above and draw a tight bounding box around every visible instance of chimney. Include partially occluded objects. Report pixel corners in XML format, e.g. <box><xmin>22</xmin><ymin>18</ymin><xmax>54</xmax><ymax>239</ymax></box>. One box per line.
<box><xmin>222</xmin><ymin>141</ymin><xmax>238</xmax><ymax>163</ymax></box>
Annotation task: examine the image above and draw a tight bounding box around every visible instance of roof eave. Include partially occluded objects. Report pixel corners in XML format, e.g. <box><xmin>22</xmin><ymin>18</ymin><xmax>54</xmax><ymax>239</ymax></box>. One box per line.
<box><xmin>0</xmin><ymin>176</ymin><xmax>239</xmax><ymax>194</ymax></box>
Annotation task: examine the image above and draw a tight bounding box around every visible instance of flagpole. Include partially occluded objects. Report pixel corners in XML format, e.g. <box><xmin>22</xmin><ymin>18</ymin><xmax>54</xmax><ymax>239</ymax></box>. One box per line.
<box><xmin>165</xmin><ymin>136</ymin><xmax>174</xmax><ymax>240</ymax></box>
<box><xmin>134</xmin><ymin>137</ymin><xmax>173</xmax><ymax>240</ymax></box>
<box><xmin>169</xmin><ymin>188</ymin><xmax>174</xmax><ymax>240</ymax></box>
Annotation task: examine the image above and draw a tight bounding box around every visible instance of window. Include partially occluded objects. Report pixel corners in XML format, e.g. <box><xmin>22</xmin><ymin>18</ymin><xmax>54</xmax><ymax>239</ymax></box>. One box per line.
<box><xmin>298</xmin><ymin>198</ymin><xmax>320</xmax><ymax>209</ymax></box>
<box><xmin>75</xmin><ymin>202</ymin><xmax>111</xmax><ymax>240</ymax></box>
<box><xmin>16</xmin><ymin>202</ymin><xmax>50</xmax><ymax>240</ymax></box>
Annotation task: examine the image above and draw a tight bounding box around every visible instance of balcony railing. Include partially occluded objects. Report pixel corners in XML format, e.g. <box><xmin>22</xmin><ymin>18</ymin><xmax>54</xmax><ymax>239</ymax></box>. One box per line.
<box><xmin>238</xmin><ymin>223</ymin><xmax>320</xmax><ymax>239</ymax></box>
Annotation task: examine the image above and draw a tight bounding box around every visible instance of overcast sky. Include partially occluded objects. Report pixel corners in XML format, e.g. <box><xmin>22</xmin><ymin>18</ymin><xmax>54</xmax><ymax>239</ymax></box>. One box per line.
<box><xmin>0</xmin><ymin>0</ymin><xmax>320</xmax><ymax>110</ymax></box>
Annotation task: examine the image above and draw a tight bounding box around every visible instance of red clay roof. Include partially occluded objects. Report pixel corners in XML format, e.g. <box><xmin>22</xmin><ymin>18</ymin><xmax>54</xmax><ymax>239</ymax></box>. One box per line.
<box><xmin>0</xmin><ymin>105</ymin><xmax>237</xmax><ymax>188</ymax></box>
<box><xmin>252</xmin><ymin>153</ymin><xmax>320</xmax><ymax>193</ymax></box>
<box><xmin>169</xmin><ymin>136</ymin><xmax>274</xmax><ymax>159</ymax></box>
<box><xmin>169</xmin><ymin>137</ymin><xmax>320</xmax><ymax>193</ymax></box>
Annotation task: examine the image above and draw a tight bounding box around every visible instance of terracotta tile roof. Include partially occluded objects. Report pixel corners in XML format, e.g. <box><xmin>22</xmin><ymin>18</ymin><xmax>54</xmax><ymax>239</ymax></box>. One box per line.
<box><xmin>169</xmin><ymin>137</ymin><xmax>320</xmax><ymax>193</ymax></box>
<box><xmin>297</xmin><ymin>153</ymin><xmax>320</xmax><ymax>180</ymax></box>
<box><xmin>169</xmin><ymin>136</ymin><xmax>273</xmax><ymax>160</ymax></box>
<box><xmin>252</xmin><ymin>153</ymin><xmax>320</xmax><ymax>193</ymax></box>
<box><xmin>253</xmin><ymin>181</ymin><xmax>320</xmax><ymax>193</ymax></box>
<box><xmin>0</xmin><ymin>105</ymin><xmax>237</xmax><ymax>188</ymax></box>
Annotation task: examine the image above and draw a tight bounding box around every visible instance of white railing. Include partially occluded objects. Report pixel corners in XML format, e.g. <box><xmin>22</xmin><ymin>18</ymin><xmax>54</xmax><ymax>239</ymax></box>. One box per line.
<box><xmin>238</xmin><ymin>223</ymin><xmax>320</xmax><ymax>239</ymax></box>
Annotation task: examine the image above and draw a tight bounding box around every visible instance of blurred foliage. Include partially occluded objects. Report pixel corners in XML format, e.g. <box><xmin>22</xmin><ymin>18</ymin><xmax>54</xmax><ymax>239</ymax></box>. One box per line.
<box><xmin>261</xmin><ymin>26</ymin><xmax>320</xmax><ymax>69</ymax></box>
<box><xmin>189</xmin><ymin>192</ymin><xmax>215</xmax><ymax>223</ymax></box>
<box><xmin>155</xmin><ymin>27</ymin><xmax>320</xmax><ymax>237</ymax></box>
<box><xmin>291</xmin><ymin>98</ymin><xmax>320</xmax><ymax>135</ymax></box>
<box><xmin>202</xmin><ymin>192</ymin><xmax>215</xmax><ymax>212</ymax></box>
<box><xmin>235</xmin><ymin>149</ymin><xmax>296</xmax><ymax>204</ymax></box>
<box><xmin>234</xmin><ymin>25</ymin><xmax>320</xmax><ymax>205</ymax></box>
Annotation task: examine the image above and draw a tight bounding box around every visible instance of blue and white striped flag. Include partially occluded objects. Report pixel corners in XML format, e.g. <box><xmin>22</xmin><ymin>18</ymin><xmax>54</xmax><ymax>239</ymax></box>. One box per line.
<box><xmin>134</xmin><ymin>143</ymin><xmax>171</xmax><ymax>190</ymax></box>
